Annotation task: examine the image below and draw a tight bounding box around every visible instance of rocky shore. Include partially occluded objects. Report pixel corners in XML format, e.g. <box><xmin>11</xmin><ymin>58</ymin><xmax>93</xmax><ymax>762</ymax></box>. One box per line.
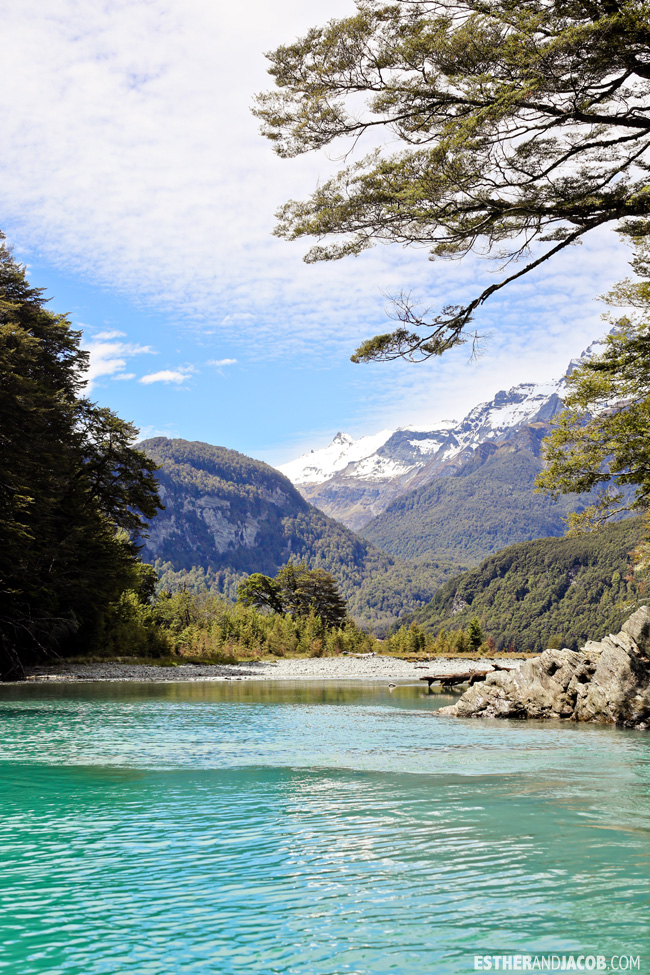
<box><xmin>440</xmin><ymin>606</ymin><xmax>650</xmax><ymax>729</ymax></box>
<box><xmin>25</xmin><ymin>655</ymin><xmax>522</xmax><ymax>684</ymax></box>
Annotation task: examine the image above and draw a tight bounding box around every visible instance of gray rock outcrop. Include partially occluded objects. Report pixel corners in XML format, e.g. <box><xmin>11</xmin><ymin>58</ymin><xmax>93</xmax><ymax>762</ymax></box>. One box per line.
<box><xmin>439</xmin><ymin>606</ymin><xmax>650</xmax><ymax>729</ymax></box>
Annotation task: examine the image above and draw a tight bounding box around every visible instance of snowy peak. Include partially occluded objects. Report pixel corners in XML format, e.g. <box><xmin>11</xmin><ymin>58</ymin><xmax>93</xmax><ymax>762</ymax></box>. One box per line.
<box><xmin>279</xmin><ymin>428</ymin><xmax>394</xmax><ymax>485</ymax></box>
<box><xmin>332</xmin><ymin>432</ymin><xmax>353</xmax><ymax>446</ymax></box>
<box><xmin>456</xmin><ymin>378</ymin><xmax>565</xmax><ymax>445</ymax></box>
<box><xmin>278</xmin><ymin>346</ymin><xmax>599</xmax><ymax>532</ymax></box>
<box><xmin>565</xmin><ymin>337</ymin><xmax>606</xmax><ymax>377</ymax></box>
<box><xmin>359</xmin><ymin>426</ymin><xmax>461</xmax><ymax>481</ymax></box>
<box><xmin>280</xmin><ymin>372</ymin><xmax>567</xmax><ymax>489</ymax></box>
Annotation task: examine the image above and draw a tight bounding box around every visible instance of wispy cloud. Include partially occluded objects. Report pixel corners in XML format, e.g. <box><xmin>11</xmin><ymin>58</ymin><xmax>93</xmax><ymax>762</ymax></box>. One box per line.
<box><xmin>94</xmin><ymin>329</ymin><xmax>127</xmax><ymax>341</ymax></box>
<box><xmin>139</xmin><ymin>368</ymin><xmax>194</xmax><ymax>385</ymax></box>
<box><xmin>83</xmin><ymin>333</ymin><xmax>154</xmax><ymax>390</ymax></box>
<box><xmin>137</xmin><ymin>423</ymin><xmax>179</xmax><ymax>442</ymax></box>
<box><xmin>207</xmin><ymin>358</ymin><xmax>237</xmax><ymax>368</ymax></box>
<box><xmin>0</xmin><ymin>0</ymin><xmax>635</xmax><ymax>442</ymax></box>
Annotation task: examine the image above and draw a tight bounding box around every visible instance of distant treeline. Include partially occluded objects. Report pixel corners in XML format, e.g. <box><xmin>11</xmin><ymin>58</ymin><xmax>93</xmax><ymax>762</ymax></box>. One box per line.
<box><xmin>152</xmin><ymin>554</ymin><xmax>460</xmax><ymax>636</ymax></box>
<box><xmin>94</xmin><ymin>570</ymin><xmax>504</xmax><ymax>662</ymax></box>
<box><xmin>409</xmin><ymin>518</ymin><xmax>645</xmax><ymax>652</ymax></box>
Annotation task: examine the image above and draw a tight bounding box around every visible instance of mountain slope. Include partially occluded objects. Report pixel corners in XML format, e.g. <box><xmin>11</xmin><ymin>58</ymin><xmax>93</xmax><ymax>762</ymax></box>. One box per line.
<box><xmin>278</xmin><ymin>343</ymin><xmax>611</xmax><ymax>563</ymax></box>
<box><xmin>360</xmin><ymin>424</ymin><xmax>581</xmax><ymax>563</ymax></box>
<box><xmin>410</xmin><ymin>517</ymin><xmax>644</xmax><ymax>652</ymax></box>
<box><xmin>139</xmin><ymin>438</ymin><xmax>458</xmax><ymax>631</ymax></box>
<box><xmin>280</xmin><ymin>375</ymin><xmax>570</xmax><ymax>530</ymax></box>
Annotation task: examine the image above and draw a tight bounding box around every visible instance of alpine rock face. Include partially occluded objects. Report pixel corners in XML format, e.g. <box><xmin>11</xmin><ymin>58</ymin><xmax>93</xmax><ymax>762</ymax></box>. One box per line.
<box><xmin>278</xmin><ymin>360</ymin><xmax>582</xmax><ymax>533</ymax></box>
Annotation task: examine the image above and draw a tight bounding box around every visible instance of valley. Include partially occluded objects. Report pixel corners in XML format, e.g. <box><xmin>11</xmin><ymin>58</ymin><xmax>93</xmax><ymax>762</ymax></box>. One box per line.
<box><xmin>136</xmin><ymin>343</ymin><xmax>643</xmax><ymax>649</ymax></box>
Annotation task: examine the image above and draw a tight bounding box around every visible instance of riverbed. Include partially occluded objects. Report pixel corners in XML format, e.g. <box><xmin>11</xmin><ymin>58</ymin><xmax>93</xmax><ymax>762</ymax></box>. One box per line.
<box><xmin>25</xmin><ymin>655</ymin><xmax>525</xmax><ymax>682</ymax></box>
<box><xmin>0</xmin><ymin>680</ymin><xmax>648</xmax><ymax>974</ymax></box>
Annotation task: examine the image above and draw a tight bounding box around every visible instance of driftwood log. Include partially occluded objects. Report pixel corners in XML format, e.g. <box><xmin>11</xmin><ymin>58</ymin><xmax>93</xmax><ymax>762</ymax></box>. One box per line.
<box><xmin>420</xmin><ymin>663</ymin><xmax>518</xmax><ymax>691</ymax></box>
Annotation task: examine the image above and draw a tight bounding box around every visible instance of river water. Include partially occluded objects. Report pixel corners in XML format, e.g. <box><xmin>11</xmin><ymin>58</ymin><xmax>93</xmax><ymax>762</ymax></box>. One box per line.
<box><xmin>0</xmin><ymin>680</ymin><xmax>649</xmax><ymax>974</ymax></box>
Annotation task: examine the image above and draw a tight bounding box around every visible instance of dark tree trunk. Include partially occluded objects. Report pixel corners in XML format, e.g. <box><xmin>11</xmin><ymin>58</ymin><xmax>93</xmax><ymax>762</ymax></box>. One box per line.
<box><xmin>0</xmin><ymin>636</ymin><xmax>26</xmax><ymax>682</ymax></box>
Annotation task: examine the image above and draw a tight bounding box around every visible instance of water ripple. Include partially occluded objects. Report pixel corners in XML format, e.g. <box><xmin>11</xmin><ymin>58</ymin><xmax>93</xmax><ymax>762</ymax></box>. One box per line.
<box><xmin>0</xmin><ymin>681</ymin><xmax>648</xmax><ymax>973</ymax></box>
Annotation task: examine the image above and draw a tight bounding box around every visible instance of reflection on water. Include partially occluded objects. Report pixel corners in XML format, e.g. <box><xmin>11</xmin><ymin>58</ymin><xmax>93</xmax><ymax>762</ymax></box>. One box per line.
<box><xmin>0</xmin><ymin>680</ymin><xmax>649</xmax><ymax>974</ymax></box>
<box><xmin>0</xmin><ymin>677</ymin><xmax>456</xmax><ymax>706</ymax></box>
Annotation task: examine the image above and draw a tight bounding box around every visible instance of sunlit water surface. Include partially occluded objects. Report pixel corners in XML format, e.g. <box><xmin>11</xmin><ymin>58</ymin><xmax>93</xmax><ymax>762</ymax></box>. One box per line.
<box><xmin>0</xmin><ymin>680</ymin><xmax>649</xmax><ymax>975</ymax></box>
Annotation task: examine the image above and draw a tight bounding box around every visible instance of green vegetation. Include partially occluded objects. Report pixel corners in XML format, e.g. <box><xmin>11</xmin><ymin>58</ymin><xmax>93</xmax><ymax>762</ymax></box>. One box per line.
<box><xmin>0</xmin><ymin>238</ymin><xmax>161</xmax><ymax>679</ymax></box>
<box><xmin>256</xmin><ymin>0</ymin><xmax>650</xmax><ymax>362</ymax></box>
<box><xmin>95</xmin><ymin>584</ymin><xmax>378</xmax><ymax>662</ymax></box>
<box><xmin>154</xmin><ymin>562</ymin><xmax>245</xmax><ymax>603</ymax></box>
<box><xmin>139</xmin><ymin>438</ymin><xmax>459</xmax><ymax>632</ymax></box>
<box><xmin>383</xmin><ymin>617</ymin><xmax>511</xmax><ymax>657</ymax></box>
<box><xmin>153</xmin><ymin>554</ymin><xmax>460</xmax><ymax>635</ymax></box>
<box><xmin>238</xmin><ymin>563</ymin><xmax>347</xmax><ymax>629</ymax></box>
<box><xmin>538</xmin><ymin>235</ymin><xmax>650</xmax><ymax>533</ymax></box>
<box><xmin>410</xmin><ymin>518</ymin><xmax>644</xmax><ymax>652</ymax></box>
<box><xmin>347</xmin><ymin>555</ymin><xmax>463</xmax><ymax>632</ymax></box>
<box><xmin>361</xmin><ymin>433</ymin><xmax>579</xmax><ymax>564</ymax></box>
<box><xmin>95</xmin><ymin>578</ymin><xmax>511</xmax><ymax>662</ymax></box>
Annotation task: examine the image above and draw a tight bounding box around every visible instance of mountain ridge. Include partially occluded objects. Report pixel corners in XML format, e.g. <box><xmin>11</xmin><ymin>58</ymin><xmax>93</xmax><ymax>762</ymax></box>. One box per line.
<box><xmin>138</xmin><ymin>437</ymin><xmax>460</xmax><ymax>632</ymax></box>
<box><xmin>276</xmin><ymin>344</ymin><xmax>612</xmax><ymax>562</ymax></box>
<box><xmin>278</xmin><ymin>343</ymin><xmax>603</xmax><ymax>533</ymax></box>
<box><xmin>408</xmin><ymin>517</ymin><xmax>644</xmax><ymax>652</ymax></box>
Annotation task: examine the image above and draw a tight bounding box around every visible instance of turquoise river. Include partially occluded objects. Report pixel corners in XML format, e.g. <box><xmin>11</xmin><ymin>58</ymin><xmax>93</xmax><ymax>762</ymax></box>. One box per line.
<box><xmin>0</xmin><ymin>680</ymin><xmax>649</xmax><ymax>974</ymax></box>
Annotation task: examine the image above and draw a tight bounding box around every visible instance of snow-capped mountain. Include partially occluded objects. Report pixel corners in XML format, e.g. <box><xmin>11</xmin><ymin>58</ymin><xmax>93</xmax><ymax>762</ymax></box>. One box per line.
<box><xmin>280</xmin><ymin>429</ymin><xmax>394</xmax><ymax>485</ymax></box>
<box><xmin>278</xmin><ymin>359</ymin><xmax>574</xmax><ymax>531</ymax></box>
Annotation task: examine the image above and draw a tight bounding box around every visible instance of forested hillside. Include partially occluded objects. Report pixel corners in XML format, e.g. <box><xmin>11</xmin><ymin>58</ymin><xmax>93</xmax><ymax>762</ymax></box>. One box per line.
<box><xmin>0</xmin><ymin>238</ymin><xmax>161</xmax><ymax>677</ymax></box>
<box><xmin>411</xmin><ymin>518</ymin><xmax>644</xmax><ymax>652</ymax></box>
<box><xmin>140</xmin><ymin>438</ymin><xmax>459</xmax><ymax>631</ymax></box>
<box><xmin>361</xmin><ymin>426</ymin><xmax>586</xmax><ymax>563</ymax></box>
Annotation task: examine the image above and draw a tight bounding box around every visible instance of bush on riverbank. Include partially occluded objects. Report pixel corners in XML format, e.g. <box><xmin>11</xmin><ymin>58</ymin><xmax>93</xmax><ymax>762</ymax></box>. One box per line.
<box><xmin>90</xmin><ymin>587</ymin><xmax>512</xmax><ymax>662</ymax></box>
<box><xmin>92</xmin><ymin>586</ymin><xmax>379</xmax><ymax>662</ymax></box>
<box><xmin>384</xmin><ymin>619</ymin><xmax>519</xmax><ymax>657</ymax></box>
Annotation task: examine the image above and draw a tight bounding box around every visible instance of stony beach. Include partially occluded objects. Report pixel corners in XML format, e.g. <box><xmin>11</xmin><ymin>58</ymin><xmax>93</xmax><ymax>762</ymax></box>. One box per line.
<box><xmin>24</xmin><ymin>655</ymin><xmax>525</xmax><ymax>684</ymax></box>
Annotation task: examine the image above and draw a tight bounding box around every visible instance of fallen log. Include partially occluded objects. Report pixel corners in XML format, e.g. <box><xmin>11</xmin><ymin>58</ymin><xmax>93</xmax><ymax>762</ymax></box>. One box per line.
<box><xmin>419</xmin><ymin>662</ymin><xmax>520</xmax><ymax>690</ymax></box>
<box><xmin>419</xmin><ymin>671</ymin><xmax>492</xmax><ymax>690</ymax></box>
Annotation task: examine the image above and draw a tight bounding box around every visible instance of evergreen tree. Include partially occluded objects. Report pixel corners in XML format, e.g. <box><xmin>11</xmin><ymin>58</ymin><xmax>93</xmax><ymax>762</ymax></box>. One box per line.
<box><xmin>466</xmin><ymin>618</ymin><xmax>484</xmax><ymax>653</ymax></box>
<box><xmin>537</xmin><ymin>233</ymin><xmax>650</xmax><ymax>532</ymax></box>
<box><xmin>255</xmin><ymin>0</ymin><xmax>650</xmax><ymax>362</ymax></box>
<box><xmin>0</xmin><ymin>236</ymin><xmax>162</xmax><ymax>678</ymax></box>
<box><xmin>292</xmin><ymin>567</ymin><xmax>349</xmax><ymax>629</ymax></box>
<box><xmin>237</xmin><ymin>562</ymin><xmax>348</xmax><ymax>628</ymax></box>
<box><xmin>237</xmin><ymin>572</ymin><xmax>284</xmax><ymax>614</ymax></box>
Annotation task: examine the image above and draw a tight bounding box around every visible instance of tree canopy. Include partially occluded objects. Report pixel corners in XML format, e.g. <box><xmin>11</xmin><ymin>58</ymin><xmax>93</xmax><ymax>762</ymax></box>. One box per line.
<box><xmin>0</xmin><ymin>237</ymin><xmax>162</xmax><ymax>678</ymax></box>
<box><xmin>255</xmin><ymin>0</ymin><xmax>650</xmax><ymax>362</ymax></box>
<box><xmin>537</xmin><ymin>235</ymin><xmax>650</xmax><ymax>531</ymax></box>
<box><xmin>237</xmin><ymin>562</ymin><xmax>348</xmax><ymax>628</ymax></box>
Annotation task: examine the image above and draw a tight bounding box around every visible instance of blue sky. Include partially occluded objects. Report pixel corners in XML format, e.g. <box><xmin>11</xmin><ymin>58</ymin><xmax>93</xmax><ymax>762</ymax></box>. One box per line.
<box><xmin>2</xmin><ymin>0</ymin><xmax>635</xmax><ymax>466</ymax></box>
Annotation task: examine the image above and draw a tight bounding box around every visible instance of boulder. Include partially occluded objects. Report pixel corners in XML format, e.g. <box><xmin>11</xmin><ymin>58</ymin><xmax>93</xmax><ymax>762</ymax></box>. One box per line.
<box><xmin>439</xmin><ymin>607</ymin><xmax>650</xmax><ymax>729</ymax></box>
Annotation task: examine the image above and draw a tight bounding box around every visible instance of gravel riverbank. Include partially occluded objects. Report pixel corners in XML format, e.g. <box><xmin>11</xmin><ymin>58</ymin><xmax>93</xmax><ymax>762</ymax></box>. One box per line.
<box><xmin>24</xmin><ymin>656</ymin><xmax>525</xmax><ymax>683</ymax></box>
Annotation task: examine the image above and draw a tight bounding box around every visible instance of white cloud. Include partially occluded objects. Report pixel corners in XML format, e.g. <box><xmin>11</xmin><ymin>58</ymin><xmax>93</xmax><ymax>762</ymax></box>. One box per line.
<box><xmin>207</xmin><ymin>358</ymin><xmax>237</xmax><ymax>367</ymax></box>
<box><xmin>83</xmin><ymin>335</ymin><xmax>154</xmax><ymax>390</ymax></box>
<box><xmin>139</xmin><ymin>369</ymin><xmax>193</xmax><ymax>385</ymax></box>
<box><xmin>137</xmin><ymin>424</ymin><xmax>179</xmax><ymax>441</ymax></box>
<box><xmin>94</xmin><ymin>329</ymin><xmax>126</xmax><ymax>340</ymax></box>
<box><xmin>0</xmin><ymin>0</ymin><xmax>368</xmax><ymax>356</ymax></box>
<box><xmin>0</xmin><ymin>0</ymin><xmax>637</xmax><ymax>438</ymax></box>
